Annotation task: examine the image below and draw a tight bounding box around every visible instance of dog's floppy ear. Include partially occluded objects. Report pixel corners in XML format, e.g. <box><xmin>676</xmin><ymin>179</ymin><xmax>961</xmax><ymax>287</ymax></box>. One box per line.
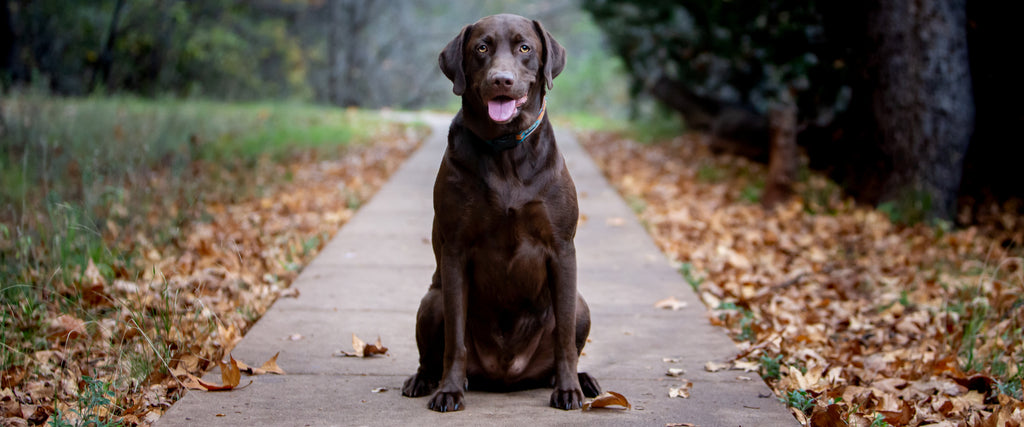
<box><xmin>439</xmin><ymin>24</ymin><xmax>473</xmax><ymax>96</ymax></box>
<box><xmin>532</xmin><ymin>20</ymin><xmax>566</xmax><ymax>90</ymax></box>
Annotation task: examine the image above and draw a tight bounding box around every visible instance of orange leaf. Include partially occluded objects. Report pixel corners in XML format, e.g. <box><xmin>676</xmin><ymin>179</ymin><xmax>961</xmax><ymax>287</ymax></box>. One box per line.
<box><xmin>220</xmin><ymin>356</ymin><xmax>241</xmax><ymax>388</ymax></box>
<box><xmin>349</xmin><ymin>334</ymin><xmax>388</xmax><ymax>357</ymax></box>
<box><xmin>582</xmin><ymin>391</ymin><xmax>631</xmax><ymax>410</ymax></box>
<box><xmin>259</xmin><ymin>352</ymin><xmax>286</xmax><ymax>375</ymax></box>
<box><xmin>235</xmin><ymin>359</ymin><xmax>265</xmax><ymax>376</ymax></box>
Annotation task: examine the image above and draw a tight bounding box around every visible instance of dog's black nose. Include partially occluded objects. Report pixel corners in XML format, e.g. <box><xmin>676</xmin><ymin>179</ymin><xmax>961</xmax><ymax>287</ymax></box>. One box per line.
<box><xmin>490</xmin><ymin>71</ymin><xmax>514</xmax><ymax>89</ymax></box>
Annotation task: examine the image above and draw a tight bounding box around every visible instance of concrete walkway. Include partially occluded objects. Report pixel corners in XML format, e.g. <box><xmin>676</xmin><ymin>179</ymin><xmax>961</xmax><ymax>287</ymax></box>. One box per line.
<box><xmin>157</xmin><ymin>113</ymin><xmax>795</xmax><ymax>426</ymax></box>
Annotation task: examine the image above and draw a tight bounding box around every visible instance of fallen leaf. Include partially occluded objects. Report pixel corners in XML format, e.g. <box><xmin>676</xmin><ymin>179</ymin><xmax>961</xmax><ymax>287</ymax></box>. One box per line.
<box><xmin>48</xmin><ymin>314</ymin><xmax>87</xmax><ymax>341</ymax></box>
<box><xmin>178</xmin><ymin>354</ymin><xmax>200</xmax><ymax>372</ymax></box>
<box><xmin>221</xmin><ymin>356</ymin><xmax>241</xmax><ymax>387</ymax></box>
<box><xmin>343</xmin><ymin>334</ymin><xmax>388</xmax><ymax>357</ymax></box>
<box><xmin>809</xmin><ymin>404</ymin><xmax>845</xmax><ymax>427</ymax></box>
<box><xmin>182</xmin><ymin>356</ymin><xmax>246</xmax><ymax>391</ymax></box>
<box><xmin>259</xmin><ymin>352</ymin><xmax>286</xmax><ymax>375</ymax></box>
<box><xmin>669</xmin><ymin>380</ymin><xmax>693</xmax><ymax>398</ymax></box>
<box><xmin>655</xmin><ymin>296</ymin><xmax>688</xmax><ymax>310</ymax></box>
<box><xmin>704</xmin><ymin>361</ymin><xmax>729</xmax><ymax>372</ymax></box>
<box><xmin>582</xmin><ymin>391</ymin><xmax>631</xmax><ymax>410</ymax></box>
<box><xmin>235</xmin><ymin>359</ymin><xmax>264</xmax><ymax>375</ymax></box>
<box><xmin>667</xmin><ymin>368</ymin><xmax>686</xmax><ymax>377</ymax></box>
<box><xmin>606</xmin><ymin>217</ymin><xmax>626</xmax><ymax>227</ymax></box>
<box><xmin>278</xmin><ymin>288</ymin><xmax>300</xmax><ymax>298</ymax></box>
<box><xmin>732</xmin><ymin>360</ymin><xmax>759</xmax><ymax>372</ymax></box>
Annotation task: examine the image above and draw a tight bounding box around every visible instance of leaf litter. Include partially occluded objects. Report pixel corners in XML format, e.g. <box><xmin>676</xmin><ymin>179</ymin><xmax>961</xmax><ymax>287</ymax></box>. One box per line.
<box><xmin>0</xmin><ymin>122</ymin><xmax>425</xmax><ymax>425</ymax></box>
<box><xmin>581</xmin><ymin>131</ymin><xmax>1024</xmax><ymax>425</ymax></box>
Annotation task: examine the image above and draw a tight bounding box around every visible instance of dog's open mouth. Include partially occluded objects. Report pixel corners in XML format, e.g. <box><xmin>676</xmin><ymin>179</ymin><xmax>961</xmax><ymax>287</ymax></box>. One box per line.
<box><xmin>487</xmin><ymin>95</ymin><xmax>528</xmax><ymax>123</ymax></box>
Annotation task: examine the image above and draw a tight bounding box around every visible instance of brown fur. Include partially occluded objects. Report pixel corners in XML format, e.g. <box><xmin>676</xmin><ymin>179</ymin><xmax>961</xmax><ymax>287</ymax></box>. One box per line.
<box><xmin>400</xmin><ymin>14</ymin><xmax>599</xmax><ymax>412</ymax></box>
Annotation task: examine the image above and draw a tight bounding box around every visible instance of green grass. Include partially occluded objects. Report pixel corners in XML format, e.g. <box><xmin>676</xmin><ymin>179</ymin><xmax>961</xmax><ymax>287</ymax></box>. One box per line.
<box><xmin>781</xmin><ymin>389</ymin><xmax>815</xmax><ymax>415</ymax></box>
<box><xmin>0</xmin><ymin>94</ymin><xmax>375</xmax><ymax>371</ymax></box>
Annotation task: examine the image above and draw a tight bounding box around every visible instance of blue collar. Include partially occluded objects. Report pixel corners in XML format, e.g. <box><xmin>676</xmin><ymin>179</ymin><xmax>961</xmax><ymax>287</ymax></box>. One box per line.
<box><xmin>482</xmin><ymin>97</ymin><xmax>547</xmax><ymax>151</ymax></box>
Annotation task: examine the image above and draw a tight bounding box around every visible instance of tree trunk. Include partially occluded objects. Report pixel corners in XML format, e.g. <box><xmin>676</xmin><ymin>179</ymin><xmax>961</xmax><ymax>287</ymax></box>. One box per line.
<box><xmin>338</xmin><ymin>0</ymin><xmax>373</xmax><ymax>107</ymax></box>
<box><xmin>868</xmin><ymin>0</ymin><xmax>974</xmax><ymax>221</ymax></box>
<box><xmin>0</xmin><ymin>0</ymin><xmax>17</xmax><ymax>83</ymax></box>
<box><xmin>762</xmin><ymin>104</ymin><xmax>798</xmax><ymax>209</ymax></box>
<box><xmin>89</xmin><ymin>0</ymin><xmax>125</xmax><ymax>92</ymax></box>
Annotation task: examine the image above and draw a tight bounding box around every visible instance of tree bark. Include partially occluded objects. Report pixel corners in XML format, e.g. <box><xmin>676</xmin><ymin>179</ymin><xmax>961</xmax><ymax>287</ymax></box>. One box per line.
<box><xmin>89</xmin><ymin>0</ymin><xmax>125</xmax><ymax>92</ymax></box>
<box><xmin>868</xmin><ymin>0</ymin><xmax>974</xmax><ymax>221</ymax></box>
<box><xmin>762</xmin><ymin>104</ymin><xmax>799</xmax><ymax>209</ymax></box>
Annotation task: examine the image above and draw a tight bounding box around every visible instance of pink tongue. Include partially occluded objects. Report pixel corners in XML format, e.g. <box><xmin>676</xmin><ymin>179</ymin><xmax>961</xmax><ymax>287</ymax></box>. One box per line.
<box><xmin>487</xmin><ymin>98</ymin><xmax>517</xmax><ymax>122</ymax></box>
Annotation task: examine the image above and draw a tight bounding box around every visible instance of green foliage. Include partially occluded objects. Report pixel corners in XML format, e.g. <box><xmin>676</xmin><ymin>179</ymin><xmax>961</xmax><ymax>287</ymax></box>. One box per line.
<box><xmin>780</xmin><ymin>389</ymin><xmax>815</xmax><ymax>414</ymax></box>
<box><xmin>583</xmin><ymin>0</ymin><xmax>854</xmax><ymax>124</ymax></box>
<box><xmin>0</xmin><ymin>95</ymin><xmax>369</xmax><ymax>371</ymax></box>
<box><xmin>49</xmin><ymin>376</ymin><xmax>119</xmax><ymax>427</ymax></box>
<box><xmin>5</xmin><ymin>0</ymin><xmax>311</xmax><ymax>99</ymax></box>
<box><xmin>759</xmin><ymin>354</ymin><xmax>783</xmax><ymax>380</ymax></box>
<box><xmin>679</xmin><ymin>262</ymin><xmax>704</xmax><ymax>291</ymax></box>
<box><xmin>868</xmin><ymin>413</ymin><xmax>892</xmax><ymax>427</ymax></box>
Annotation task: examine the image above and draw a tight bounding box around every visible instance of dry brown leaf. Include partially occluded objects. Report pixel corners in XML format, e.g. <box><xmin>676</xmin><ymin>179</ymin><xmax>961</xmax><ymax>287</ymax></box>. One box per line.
<box><xmin>582</xmin><ymin>391</ymin><xmax>631</xmax><ymax>410</ymax></box>
<box><xmin>48</xmin><ymin>314</ymin><xmax>87</xmax><ymax>341</ymax></box>
<box><xmin>654</xmin><ymin>296</ymin><xmax>688</xmax><ymax>310</ymax></box>
<box><xmin>346</xmin><ymin>334</ymin><xmax>388</xmax><ymax>357</ymax></box>
<box><xmin>184</xmin><ymin>356</ymin><xmax>245</xmax><ymax>392</ymax></box>
<box><xmin>809</xmin><ymin>404</ymin><xmax>845</xmax><ymax>427</ymax></box>
<box><xmin>669</xmin><ymin>380</ymin><xmax>693</xmax><ymax>398</ymax></box>
<box><xmin>218</xmin><ymin>323</ymin><xmax>241</xmax><ymax>354</ymax></box>
<box><xmin>259</xmin><ymin>352</ymin><xmax>286</xmax><ymax>375</ymax></box>
<box><xmin>221</xmin><ymin>356</ymin><xmax>241</xmax><ymax>387</ymax></box>
<box><xmin>235</xmin><ymin>359</ymin><xmax>265</xmax><ymax>376</ymax></box>
<box><xmin>178</xmin><ymin>354</ymin><xmax>200</xmax><ymax>372</ymax></box>
<box><xmin>704</xmin><ymin>361</ymin><xmax>729</xmax><ymax>372</ymax></box>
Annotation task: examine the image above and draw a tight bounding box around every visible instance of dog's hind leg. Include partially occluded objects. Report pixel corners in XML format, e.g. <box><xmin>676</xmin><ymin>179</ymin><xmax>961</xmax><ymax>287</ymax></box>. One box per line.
<box><xmin>402</xmin><ymin>283</ymin><xmax>444</xmax><ymax>397</ymax></box>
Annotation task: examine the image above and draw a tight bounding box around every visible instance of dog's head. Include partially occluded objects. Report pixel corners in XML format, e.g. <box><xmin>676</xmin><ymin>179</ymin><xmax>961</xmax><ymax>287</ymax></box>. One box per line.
<box><xmin>440</xmin><ymin>14</ymin><xmax>565</xmax><ymax>126</ymax></box>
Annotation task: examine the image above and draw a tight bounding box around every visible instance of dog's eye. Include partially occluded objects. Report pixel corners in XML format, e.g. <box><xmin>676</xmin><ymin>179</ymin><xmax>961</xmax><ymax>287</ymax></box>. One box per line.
<box><xmin>476</xmin><ymin>44</ymin><xmax>488</xmax><ymax>53</ymax></box>
<box><xmin>519</xmin><ymin>44</ymin><xmax>531</xmax><ymax>53</ymax></box>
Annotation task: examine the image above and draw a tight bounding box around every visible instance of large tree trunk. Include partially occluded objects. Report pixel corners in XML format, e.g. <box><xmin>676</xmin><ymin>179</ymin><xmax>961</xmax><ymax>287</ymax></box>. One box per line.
<box><xmin>868</xmin><ymin>0</ymin><xmax>974</xmax><ymax>221</ymax></box>
<box><xmin>89</xmin><ymin>0</ymin><xmax>125</xmax><ymax>92</ymax></box>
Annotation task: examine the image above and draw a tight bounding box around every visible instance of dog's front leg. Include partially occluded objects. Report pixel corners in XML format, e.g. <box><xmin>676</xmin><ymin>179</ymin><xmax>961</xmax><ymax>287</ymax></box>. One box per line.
<box><xmin>549</xmin><ymin>243</ymin><xmax>584</xmax><ymax>410</ymax></box>
<box><xmin>428</xmin><ymin>249</ymin><xmax>469</xmax><ymax>412</ymax></box>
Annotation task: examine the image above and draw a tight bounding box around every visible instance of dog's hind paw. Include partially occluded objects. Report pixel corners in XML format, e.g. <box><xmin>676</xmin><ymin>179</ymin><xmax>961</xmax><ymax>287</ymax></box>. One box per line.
<box><xmin>401</xmin><ymin>373</ymin><xmax>437</xmax><ymax>398</ymax></box>
<box><xmin>578</xmin><ymin>372</ymin><xmax>601</xmax><ymax>398</ymax></box>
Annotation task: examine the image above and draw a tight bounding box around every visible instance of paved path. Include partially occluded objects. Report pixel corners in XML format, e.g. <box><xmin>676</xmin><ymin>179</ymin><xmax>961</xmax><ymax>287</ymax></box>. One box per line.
<box><xmin>158</xmin><ymin>113</ymin><xmax>795</xmax><ymax>426</ymax></box>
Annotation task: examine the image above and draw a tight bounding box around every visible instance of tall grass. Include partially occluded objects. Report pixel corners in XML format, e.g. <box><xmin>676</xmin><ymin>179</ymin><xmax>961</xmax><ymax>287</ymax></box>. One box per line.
<box><xmin>0</xmin><ymin>94</ymin><xmax>379</xmax><ymax>370</ymax></box>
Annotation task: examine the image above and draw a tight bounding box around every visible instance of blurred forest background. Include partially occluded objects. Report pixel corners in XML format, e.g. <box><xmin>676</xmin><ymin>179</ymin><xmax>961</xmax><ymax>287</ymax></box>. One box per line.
<box><xmin>3</xmin><ymin>0</ymin><xmax>1020</xmax><ymax>225</ymax></box>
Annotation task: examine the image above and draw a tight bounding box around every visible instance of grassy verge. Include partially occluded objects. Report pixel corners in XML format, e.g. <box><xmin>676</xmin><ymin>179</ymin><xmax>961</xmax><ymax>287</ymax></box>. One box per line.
<box><xmin>0</xmin><ymin>94</ymin><xmax>425</xmax><ymax>424</ymax></box>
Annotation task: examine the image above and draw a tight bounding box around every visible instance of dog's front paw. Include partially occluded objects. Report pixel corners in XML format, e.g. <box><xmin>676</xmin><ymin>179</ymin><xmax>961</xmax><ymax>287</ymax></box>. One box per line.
<box><xmin>550</xmin><ymin>386</ymin><xmax>584</xmax><ymax>410</ymax></box>
<box><xmin>427</xmin><ymin>389</ymin><xmax>465</xmax><ymax>412</ymax></box>
<box><xmin>402</xmin><ymin>373</ymin><xmax>437</xmax><ymax>398</ymax></box>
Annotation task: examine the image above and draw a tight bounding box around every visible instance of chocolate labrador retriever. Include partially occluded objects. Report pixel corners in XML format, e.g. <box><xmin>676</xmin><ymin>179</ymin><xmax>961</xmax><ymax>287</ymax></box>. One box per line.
<box><xmin>400</xmin><ymin>14</ymin><xmax>600</xmax><ymax>412</ymax></box>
